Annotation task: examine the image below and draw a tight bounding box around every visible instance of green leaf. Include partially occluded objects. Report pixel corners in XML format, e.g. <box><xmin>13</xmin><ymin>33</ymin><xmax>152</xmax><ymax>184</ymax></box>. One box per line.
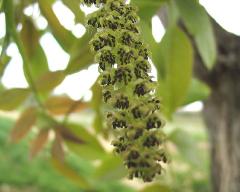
<box><xmin>0</xmin><ymin>88</ymin><xmax>30</xmax><ymax>111</ymax></box>
<box><xmin>20</xmin><ymin>17</ymin><xmax>49</xmax><ymax>80</ymax></box>
<box><xmin>94</xmin><ymin>155</ymin><xmax>127</xmax><ymax>181</ymax></box>
<box><xmin>167</xmin><ymin>0</ymin><xmax>180</xmax><ymax>27</ymax></box>
<box><xmin>0</xmin><ymin>54</ymin><xmax>11</xmax><ymax>77</ymax></box>
<box><xmin>174</xmin><ymin>0</ymin><xmax>217</xmax><ymax>69</ymax></box>
<box><xmin>139</xmin><ymin>21</ymin><xmax>164</xmax><ymax>77</ymax></box>
<box><xmin>157</xmin><ymin>26</ymin><xmax>193</xmax><ymax>116</ymax></box>
<box><xmin>2</xmin><ymin>0</ymin><xmax>15</xmax><ymax>35</ymax></box>
<box><xmin>91</xmin><ymin>80</ymin><xmax>104</xmax><ymax>134</ymax></box>
<box><xmin>64</xmin><ymin>123</ymin><xmax>106</xmax><ymax>160</ymax></box>
<box><xmin>62</xmin><ymin>0</ymin><xmax>85</xmax><ymax>24</ymax></box>
<box><xmin>65</xmin><ymin>32</ymin><xmax>95</xmax><ymax>74</ymax></box>
<box><xmin>34</xmin><ymin>70</ymin><xmax>65</xmax><ymax>92</ymax></box>
<box><xmin>3</xmin><ymin>0</ymin><xmax>46</xmax><ymax>87</ymax></box>
<box><xmin>38</xmin><ymin>0</ymin><xmax>76</xmax><ymax>51</ymax></box>
<box><xmin>0</xmin><ymin>0</ymin><xmax>3</xmax><ymax>11</ymax></box>
<box><xmin>132</xmin><ymin>0</ymin><xmax>168</xmax><ymax>20</ymax></box>
<box><xmin>140</xmin><ymin>184</ymin><xmax>171</xmax><ymax>192</ymax></box>
<box><xmin>51</xmin><ymin>157</ymin><xmax>91</xmax><ymax>189</ymax></box>
<box><xmin>183</xmin><ymin>78</ymin><xmax>210</xmax><ymax>105</ymax></box>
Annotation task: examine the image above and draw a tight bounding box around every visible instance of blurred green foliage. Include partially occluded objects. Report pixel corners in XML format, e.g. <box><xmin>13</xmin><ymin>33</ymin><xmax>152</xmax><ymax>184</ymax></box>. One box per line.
<box><xmin>0</xmin><ymin>113</ymin><xmax>210</xmax><ymax>192</ymax></box>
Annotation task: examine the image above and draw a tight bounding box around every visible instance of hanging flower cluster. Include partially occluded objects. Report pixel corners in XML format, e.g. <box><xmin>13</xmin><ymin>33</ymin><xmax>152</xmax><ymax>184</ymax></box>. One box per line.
<box><xmin>83</xmin><ymin>0</ymin><xmax>167</xmax><ymax>182</ymax></box>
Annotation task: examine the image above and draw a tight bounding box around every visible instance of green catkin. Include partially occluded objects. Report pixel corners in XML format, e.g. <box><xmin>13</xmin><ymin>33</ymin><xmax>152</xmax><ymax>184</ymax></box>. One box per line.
<box><xmin>83</xmin><ymin>0</ymin><xmax>168</xmax><ymax>182</ymax></box>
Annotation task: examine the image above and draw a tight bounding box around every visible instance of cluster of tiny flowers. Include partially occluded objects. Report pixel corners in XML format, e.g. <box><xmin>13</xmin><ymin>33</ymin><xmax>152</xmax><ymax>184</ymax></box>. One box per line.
<box><xmin>83</xmin><ymin>0</ymin><xmax>167</xmax><ymax>182</ymax></box>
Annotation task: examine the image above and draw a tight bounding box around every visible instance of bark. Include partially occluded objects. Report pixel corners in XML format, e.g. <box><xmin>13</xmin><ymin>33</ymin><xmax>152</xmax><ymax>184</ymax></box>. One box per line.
<box><xmin>158</xmin><ymin>8</ymin><xmax>240</xmax><ymax>192</ymax></box>
<box><xmin>202</xmin><ymin>21</ymin><xmax>240</xmax><ymax>192</ymax></box>
<box><xmin>203</xmin><ymin>69</ymin><xmax>240</xmax><ymax>192</ymax></box>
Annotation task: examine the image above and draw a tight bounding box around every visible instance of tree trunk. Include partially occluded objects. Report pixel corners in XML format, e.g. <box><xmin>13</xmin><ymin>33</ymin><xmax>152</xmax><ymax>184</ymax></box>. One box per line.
<box><xmin>201</xmin><ymin>21</ymin><xmax>240</xmax><ymax>192</ymax></box>
<box><xmin>203</xmin><ymin>69</ymin><xmax>240</xmax><ymax>192</ymax></box>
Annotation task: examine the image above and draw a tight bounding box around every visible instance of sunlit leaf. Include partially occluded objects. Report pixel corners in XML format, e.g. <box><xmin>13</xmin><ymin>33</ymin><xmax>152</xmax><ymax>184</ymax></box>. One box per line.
<box><xmin>38</xmin><ymin>0</ymin><xmax>76</xmax><ymax>51</ymax></box>
<box><xmin>51</xmin><ymin>157</ymin><xmax>91</xmax><ymax>189</ymax></box>
<box><xmin>157</xmin><ymin>26</ymin><xmax>193</xmax><ymax>116</ymax></box>
<box><xmin>0</xmin><ymin>88</ymin><xmax>30</xmax><ymax>111</ymax></box>
<box><xmin>10</xmin><ymin>107</ymin><xmax>37</xmax><ymax>143</ymax></box>
<box><xmin>35</xmin><ymin>70</ymin><xmax>65</xmax><ymax>92</ymax></box>
<box><xmin>174</xmin><ymin>0</ymin><xmax>216</xmax><ymax>69</ymax></box>
<box><xmin>30</xmin><ymin>129</ymin><xmax>49</xmax><ymax>159</ymax></box>
<box><xmin>45</xmin><ymin>96</ymin><xmax>88</xmax><ymax>115</ymax></box>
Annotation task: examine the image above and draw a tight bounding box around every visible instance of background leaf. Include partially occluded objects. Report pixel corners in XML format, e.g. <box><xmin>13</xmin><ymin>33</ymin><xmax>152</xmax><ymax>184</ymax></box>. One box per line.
<box><xmin>51</xmin><ymin>132</ymin><xmax>65</xmax><ymax>162</ymax></box>
<box><xmin>132</xmin><ymin>0</ymin><xmax>168</xmax><ymax>20</ymax></box>
<box><xmin>38</xmin><ymin>0</ymin><xmax>76</xmax><ymax>51</ymax></box>
<box><xmin>62</xmin><ymin>0</ymin><xmax>85</xmax><ymax>24</ymax></box>
<box><xmin>35</xmin><ymin>70</ymin><xmax>65</xmax><ymax>92</ymax></box>
<box><xmin>91</xmin><ymin>80</ymin><xmax>104</xmax><ymax>134</ymax></box>
<box><xmin>0</xmin><ymin>88</ymin><xmax>30</xmax><ymax>111</ymax></box>
<box><xmin>44</xmin><ymin>96</ymin><xmax>88</xmax><ymax>115</ymax></box>
<box><xmin>183</xmin><ymin>78</ymin><xmax>210</xmax><ymax>105</ymax></box>
<box><xmin>94</xmin><ymin>155</ymin><xmax>127</xmax><ymax>181</ymax></box>
<box><xmin>174</xmin><ymin>0</ymin><xmax>217</xmax><ymax>69</ymax></box>
<box><xmin>30</xmin><ymin>129</ymin><xmax>49</xmax><ymax>159</ymax></box>
<box><xmin>20</xmin><ymin>17</ymin><xmax>49</xmax><ymax>81</ymax></box>
<box><xmin>10</xmin><ymin>107</ymin><xmax>37</xmax><ymax>143</ymax></box>
<box><xmin>157</xmin><ymin>26</ymin><xmax>193</xmax><ymax>116</ymax></box>
<box><xmin>65</xmin><ymin>33</ymin><xmax>95</xmax><ymax>74</ymax></box>
<box><xmin>64</xmin><ymin>123</ymin><xmax>106</xmax><ymax>160</ymax></box>
<box><xmin>0</xmin><ymin>54</ymin><xmax>11</xmax><ymax>77</ymax></box>
<box><xmin>51</xmin><ymin>158</ymin><xmax>91</xmax><ymax>189</ymax></box>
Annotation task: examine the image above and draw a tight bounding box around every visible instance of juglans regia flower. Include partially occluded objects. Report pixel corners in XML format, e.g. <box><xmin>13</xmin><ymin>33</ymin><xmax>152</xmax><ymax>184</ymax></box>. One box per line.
<box><xmin>82</xmin><ymin>0</ymin><xmax>168</xmax><ymax>182</ymax></box>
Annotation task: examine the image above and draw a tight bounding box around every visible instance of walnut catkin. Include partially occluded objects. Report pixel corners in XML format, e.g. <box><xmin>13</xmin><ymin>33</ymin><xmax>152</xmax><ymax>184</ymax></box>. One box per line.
<box><xmin>83</xmin><ymin>0</ymin><xmax>168</xmax><ymax>182</ymax></box>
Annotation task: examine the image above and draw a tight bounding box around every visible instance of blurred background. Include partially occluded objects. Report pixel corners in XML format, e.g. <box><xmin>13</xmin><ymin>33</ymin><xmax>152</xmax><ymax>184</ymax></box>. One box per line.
<box><xmin>0</xmin><ymin>0</ymin><xmax>240</xmax><ymax>191</ymax></box>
